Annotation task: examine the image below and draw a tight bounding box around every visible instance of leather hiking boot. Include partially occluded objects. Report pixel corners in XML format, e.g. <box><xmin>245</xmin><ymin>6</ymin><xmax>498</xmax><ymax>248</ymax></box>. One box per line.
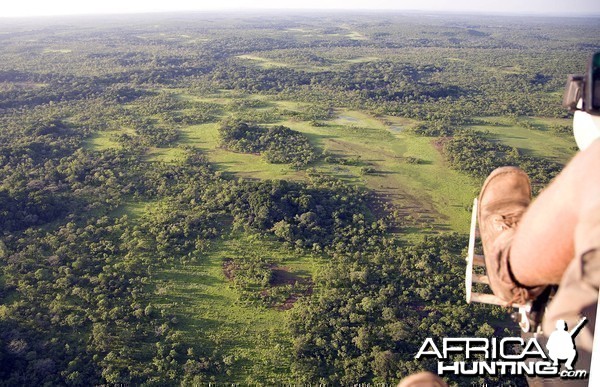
<box><xmin>478</xmin><ymin>166</ymin><xmax>544</xmax><ymax>305</ymax></box>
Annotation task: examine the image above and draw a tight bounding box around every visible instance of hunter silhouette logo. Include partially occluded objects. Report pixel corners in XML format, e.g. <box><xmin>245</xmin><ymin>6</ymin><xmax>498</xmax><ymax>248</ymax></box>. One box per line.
<box><xmin>546</xmin><ymin>317</ymin><xmax>587</xmax><ymax>371</ymax></box>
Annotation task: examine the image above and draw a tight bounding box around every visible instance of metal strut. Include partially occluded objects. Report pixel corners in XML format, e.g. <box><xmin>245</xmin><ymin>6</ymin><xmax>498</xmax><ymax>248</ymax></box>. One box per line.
<box><xmin>465</xmin><ymin>197</ymin><xmax>543</xmax><ymax>333</ymax></box>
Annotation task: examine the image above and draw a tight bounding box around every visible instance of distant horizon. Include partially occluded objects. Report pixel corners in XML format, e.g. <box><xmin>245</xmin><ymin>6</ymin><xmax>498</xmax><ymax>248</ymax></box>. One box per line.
<box><xmin>2</xmin><ymin>8</ymin><xmax>600</xmax><ymax>20</ymax></box>
<box><xmin>2</xmin><ymin>0</ymin><xmax>600</xmax><ymax>19</ymax></box>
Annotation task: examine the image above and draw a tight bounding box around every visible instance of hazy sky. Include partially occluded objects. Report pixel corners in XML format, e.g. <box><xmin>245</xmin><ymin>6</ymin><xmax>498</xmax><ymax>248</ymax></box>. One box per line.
<box><xmin>1</xmin><ymin>0</ymin><xmax>600</xmax><ymax>18</ymax></box>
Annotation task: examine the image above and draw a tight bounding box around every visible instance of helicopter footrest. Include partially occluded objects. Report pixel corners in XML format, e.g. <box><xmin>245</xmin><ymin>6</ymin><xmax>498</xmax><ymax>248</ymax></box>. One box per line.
<box><xmin>465</xmin><ymin>198</ymin><xmax>526</xmax><ymax>309</ymax></box>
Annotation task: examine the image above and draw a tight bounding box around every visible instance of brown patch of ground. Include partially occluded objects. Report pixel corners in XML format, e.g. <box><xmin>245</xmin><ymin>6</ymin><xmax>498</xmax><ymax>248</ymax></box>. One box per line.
<box><xmin>431</xmin><ymin>137</ymin><xmax>449</xmax><ymax>154</ymax></box>
<box><xmin>279</xmin><ymin>295</ymin><xmax>300</xmax><ymax>310</ymax></box>
<box><xmin>270</xmin><ymin>266</ymin><xmax>313</xmax><ymax>310</ymax></box>
<box><xmin>222</xmin><ymin>258</ymin><xmax>236</xmax><ymax>280</ymax></box>
<box><xmin>367</xmin><ymin>189</ymin><xmax>442</xmax><ymax>234</ymax></box>
<box><xmin>325</xmin><ymin>137</ymin><xmax>445</xmax><ymax>233</ymax></box>
<box><xmin>222</xmin><ymin>260</ymin><xmax>313</xmax><ymax>310</ymax></box>
<box><xmin>270</xmin><ymin>267</ymin><xmax>301</xmax><ymax>286</ymax></box>
<box><xmin>365</xmin><ymin>191</ymin><xmax>400</xmax><ymax>232</ymax></box>
<box><xmin>279</xmin><ymin>286</ymin><xmax>313</xmax><ymax>311</ymax></box>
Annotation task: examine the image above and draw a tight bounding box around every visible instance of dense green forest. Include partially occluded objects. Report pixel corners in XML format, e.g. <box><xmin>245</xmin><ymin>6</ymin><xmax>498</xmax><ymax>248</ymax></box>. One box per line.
<box><xmin>218</xmin><ymin>120</ymin><xmax>320</xmax><ymax>166</ymax></box>
<box><xmin>0</xmin><ymin>11</ymin><xmax>598</xmax><ymax>385</ymax></box>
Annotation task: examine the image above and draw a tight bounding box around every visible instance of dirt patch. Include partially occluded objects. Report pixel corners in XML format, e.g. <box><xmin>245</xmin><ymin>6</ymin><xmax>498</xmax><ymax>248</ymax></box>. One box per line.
<box><xmin>271</xmin><ymin>266</ymin><xmax>313</xmax><ymax>310</ymax></box>
<box><xmin>280</xmin><ymin>294</ymin><xmax>300</xmax><ymax>310</ymax></box>
<box><xmin>270</xmin><ymin>267</ymin><xmax>301</xmax><ymax>286</ymax></box>
<box><xmin>222</xmin><ymin>258</ymin><xmax>236</xmax><ymax>280</ymax></box>
<box><xmin>365</xmin><ymin>191</ymin><xmax>397</xmax><ymax>230</ymax></box>
<box><xmin>431</xmin><ymin>137</ymin><xmax>449</xmax><ymax>154</ymax></box>
<box><xmin>279</xmin><ymin>285</ymin><xmax>313</xmax><ymax>311</ymax></box>
<box><xmin>223</xmin><ymin>260</ymin><xmax>313</xmax><ymax>310</ymax></box>
<box><xmin>367</xmin><ymin>188</ymin><xmax>443</xmax><ymax>234</ymax></box>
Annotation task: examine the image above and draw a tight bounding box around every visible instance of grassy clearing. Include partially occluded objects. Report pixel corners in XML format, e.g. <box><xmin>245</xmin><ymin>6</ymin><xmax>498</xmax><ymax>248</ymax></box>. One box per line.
<box><xmin>258</xmin><ymin>98</ymin><xmax>311</xmax><ymax>112</ymax></box>
<box><xmin>344</xmin><ymin>56</ymin><xmax>380</xmax><ymax>64</ymax></box>
<box><xmin>175</xmin><ymin>89</ymin><xmax>245</xmax><ymax>105</ymax></box>
<box><xmin>237</xmin><ymin>54</ymin><xmax>289</xmax><ymax>69</ymax></box>
<box><xmin>179</xmin><ymin>122</ymin><xmax>305</xmax><ymax>180</ymax></box>
<box><xmin>84</xmin><ymin>131</ymin><xmax>121</xmax><ymax>151</ymax></box>
<box><xmin>177</xmin><ymin>95</ymin><xmax>230</xmax><ymax>105</ymax></box>
<box><xmin>146</xmin><ymin>147</ymin><xmax>188</xmax><ymax>163</ymax></box>
<box><xmin>383</xmin><ymin>132</ymin><xmax>479</xmax><ymax>233</ymax></box>
<box><xmin>236</xmin><ymin>54</ymin><xmax>329</xmax><ymax>72</ymax></box>
<box><xmin>42</xmin><ymin>48</ymin><xmax>72</xmax><ymax>54</ymax></box>
<box><xmin>276</xmin><ymin>109</ymin><xmax>478</xmax><ymax>233</ymax></box>
<box><xmin>345</xmin><ymin>31</ymin><xmax>368</xmax><ymax>41</ymax></box>
<box><xmin>286</xmin><ymin>28</ymin><xmax>312</xmax><ymax>33</ymax></box>
<box><xmin>331</xmin><ymin>111</ymin><xmax>478</xmax><ymax>232</ymax></box>
<box><xmin>110</xmin><ymin>200</ymin><xmax>160</xmax><ymax>220</ymax></box>
<box><xmin>333</xmin><ymin>109</ymin><xmax>388</xmax><ymax>129</ymax></box>
<box><xmin>152</xmin><ymin>232</ymin><xmax>321</xmax><ymax>384</ymax></box>
<box><xmin>469</xmin><ymin>117</ymin><xmax>576</xmax><ymax>163</ymax></box>
<box><xmin>84</xmin><ymin>128</ymin><xmax>136</xmax><ymax>151</ymax></box>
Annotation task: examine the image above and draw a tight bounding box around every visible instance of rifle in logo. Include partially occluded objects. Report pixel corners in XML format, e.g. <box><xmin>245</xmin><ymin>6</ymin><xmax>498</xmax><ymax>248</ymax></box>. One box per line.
<box><xmin>546</xmin><ymin>317</ymin><xmax>587</xmax><ymax>371</ymax></box>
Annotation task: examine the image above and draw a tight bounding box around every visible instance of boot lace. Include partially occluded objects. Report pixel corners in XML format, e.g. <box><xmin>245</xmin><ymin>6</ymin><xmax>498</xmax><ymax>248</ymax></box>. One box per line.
<box><xmin>492</xmin><ymin>213</ymin><xmax>522</xmax><ymax>231</ymax></box>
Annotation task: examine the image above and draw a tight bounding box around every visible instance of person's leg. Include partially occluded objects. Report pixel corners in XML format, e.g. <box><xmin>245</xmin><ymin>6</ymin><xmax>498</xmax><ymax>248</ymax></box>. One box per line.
<box><xmin>478</xmin><ymin>139</ymin><xmax>599</xmax><ymax>377</ymax></box>
<box><xmin>510</xmin><ymin>138</ymin><xmax>600</xmax><ymax>287</ymax></box>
